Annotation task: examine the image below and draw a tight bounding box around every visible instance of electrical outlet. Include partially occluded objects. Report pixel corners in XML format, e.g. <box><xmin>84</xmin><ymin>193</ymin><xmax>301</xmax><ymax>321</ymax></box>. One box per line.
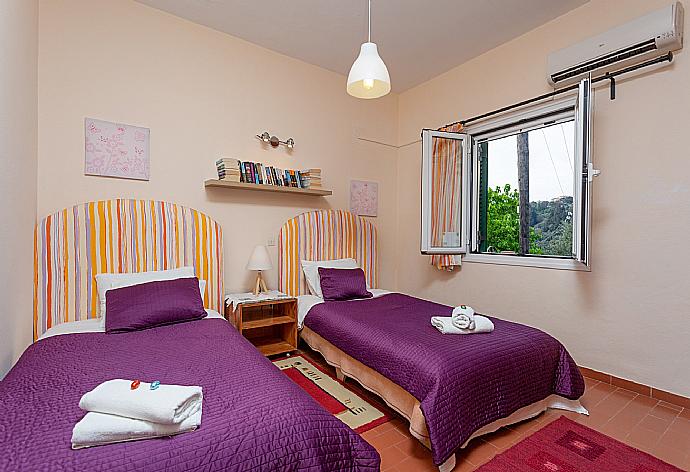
<box><xmin>267</xmin><ymin>237</ymin><xmax>276</xmax><ymax>247</ymax></box>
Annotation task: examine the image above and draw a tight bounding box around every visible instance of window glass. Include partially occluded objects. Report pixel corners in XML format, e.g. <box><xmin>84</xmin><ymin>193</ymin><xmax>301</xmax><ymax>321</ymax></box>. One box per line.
<box><xmin>478</xmin><ymin>121</ymin><xmax>575</xmax><ymax>257</ymax></box>
<box><xmin>421</xmin><ymin>130</ymin><xmax>467</xmax><ymax>254</ymax></box>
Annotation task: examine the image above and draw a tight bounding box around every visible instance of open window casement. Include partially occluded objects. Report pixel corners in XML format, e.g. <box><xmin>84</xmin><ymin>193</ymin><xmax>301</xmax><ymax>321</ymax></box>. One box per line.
<box><xmin>572</xmin><ymin>77</ymin><xmax>598</xmax><ymax>266</ymax></box>
<box><xmin>420</xmin><ymin>129</ymin><xmax>470</xmax><ymax>255</ymax></box>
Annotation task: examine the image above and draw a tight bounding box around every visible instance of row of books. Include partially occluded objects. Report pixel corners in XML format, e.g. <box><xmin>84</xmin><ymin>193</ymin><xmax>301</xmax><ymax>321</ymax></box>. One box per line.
<box><xmin>215</xmin><ymin>158</ymin><xmax>321</xmax><ymax>189</ymax></box>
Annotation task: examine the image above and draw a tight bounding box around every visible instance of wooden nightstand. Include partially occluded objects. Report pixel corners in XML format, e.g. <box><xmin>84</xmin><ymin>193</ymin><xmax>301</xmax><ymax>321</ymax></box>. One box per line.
<box><xmin>225</xmin><ymin>296</ymin><xmax>298</xmax><ymax>357</ymax></box>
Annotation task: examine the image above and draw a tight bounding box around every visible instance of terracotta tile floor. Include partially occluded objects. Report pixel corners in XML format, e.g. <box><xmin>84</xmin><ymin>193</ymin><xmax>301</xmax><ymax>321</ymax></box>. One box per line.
<box><xmin>361</xmin><ymin>377</ymin><xmax>690</xmax><ymax>471</ymax></box>
<box><xmin>298</xmin><ymin>346</ymin><xmax>690</xmax><ymax>471</ymax></box>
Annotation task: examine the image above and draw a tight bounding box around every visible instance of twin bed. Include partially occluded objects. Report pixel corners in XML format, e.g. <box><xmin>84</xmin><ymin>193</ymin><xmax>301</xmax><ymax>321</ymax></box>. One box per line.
<box><xmin>0</xmin><ymin>201</ymin><xmax>378</xmax><ymax>471</ymax></box>
<box><xmin>279</xmin><ymin>210</ymin><xmax>587</xmax><ymax>471</ymax></box>
<box><xmin>0</xmin><ymin>202</ymin><xmax>586</xmax><ymax>472</ymax></box>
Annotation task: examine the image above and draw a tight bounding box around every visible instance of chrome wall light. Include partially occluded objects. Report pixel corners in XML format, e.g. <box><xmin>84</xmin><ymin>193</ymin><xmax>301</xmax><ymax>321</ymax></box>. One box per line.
<box><xmin>256</xmin><ymin>131</ymin><xmax>295</xmax><ymax>150</ymax></box>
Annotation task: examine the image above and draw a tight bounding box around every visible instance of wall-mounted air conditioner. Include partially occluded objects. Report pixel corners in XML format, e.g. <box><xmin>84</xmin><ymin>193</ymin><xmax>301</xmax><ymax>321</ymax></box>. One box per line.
<box><xmin>547</xmin><ymin>2</ymin><xmax>684</xmax><ymax>86</ymax></box>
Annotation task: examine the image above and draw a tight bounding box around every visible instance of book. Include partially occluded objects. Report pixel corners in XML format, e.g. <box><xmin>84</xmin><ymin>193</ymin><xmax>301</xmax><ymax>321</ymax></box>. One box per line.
<box><xmin>215</xmin><ymin>160</ymin><xmax>324</xmax><ymax>189</ymax></box>
<box><xmin>300</xmin><ymin>168</ymin><xmax>322</xmax><ymax>188</ymax></box>
<box><xmin>216</xmin><ymin>157</ymin><xmax>241</xmax><ymax>182</ymax></box>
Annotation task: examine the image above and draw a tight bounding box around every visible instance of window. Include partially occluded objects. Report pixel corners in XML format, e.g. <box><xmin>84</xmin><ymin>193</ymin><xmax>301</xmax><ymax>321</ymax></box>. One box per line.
<box><xmin>420</xmin><ymin>130</ymin><xmax>468</xmax><ymax>254</ymax></box>
<box><xmin>421</xmin><ymin>79</ymin><xmax>596</xmax><ymax>269</ymax></box>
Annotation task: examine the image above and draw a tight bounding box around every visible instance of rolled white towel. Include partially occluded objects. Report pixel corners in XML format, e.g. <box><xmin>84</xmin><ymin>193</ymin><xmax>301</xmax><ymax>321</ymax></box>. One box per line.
<box><xmin>79</xmin><ymin>379</ymin><xmax>202</xmax><ymax>425</ymax></box>
<box><xmin>451</xmin><ymin>305</ymin><xmax>475</xmax><ymax>330</ymax></box>
<box><xmin>71</xmin><ymin>406</ymin><xmax>202</xmax><ymax>449</ymax></box>
<box><xmin>431</xmin><ymin>315</ymin><xmax>494</xmax><ymax>335</ymax></box>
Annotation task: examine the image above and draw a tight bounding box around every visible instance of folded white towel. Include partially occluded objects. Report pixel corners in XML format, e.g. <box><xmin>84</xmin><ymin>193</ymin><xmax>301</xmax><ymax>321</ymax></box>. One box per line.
<box><xmin>451</xmin><ymin>305</ymin><xmax>475</xmax><ymax>330</ymax></box>
<box><xmin>431</xmin><ymin>315</ymin><xmax>494</xmax><ymax>334</ymax></box>
<box><xmin>71</xmin><ymin>406</ymin><xmax>202</xmax><ymax>449</ymax></box>
<box><xmin>79</xmin><ymin>379</ymin><xmax>202</xmax><ymax>425</ymax></box>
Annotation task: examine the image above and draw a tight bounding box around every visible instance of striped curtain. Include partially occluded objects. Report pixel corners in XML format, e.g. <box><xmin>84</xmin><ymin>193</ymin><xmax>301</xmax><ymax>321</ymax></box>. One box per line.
<box><xmin>34</xmin><ymin>200</ymin><xmax>224</xmax><ymax>339</ymax></box>
<box><xmin>431</xmin><ymin>123</ymin><xmax>464</xmax><ymax>271</ymax></box>
<box><xmin>278</xmin><ymin>210</ymin><xmax>378</xmax><ymax>296</ymax></box>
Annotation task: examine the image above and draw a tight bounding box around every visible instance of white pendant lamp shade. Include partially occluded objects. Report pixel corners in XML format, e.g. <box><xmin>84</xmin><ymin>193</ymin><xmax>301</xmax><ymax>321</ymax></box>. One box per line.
<box><xmin>347</xmin><ymin>42</ymin><xmax>391</xmax><ymax>99</ymax></box>
<box><xmin>347</xmin><ymin>0</ymin><xmax>390</xmax><ymax>99</ymax></box>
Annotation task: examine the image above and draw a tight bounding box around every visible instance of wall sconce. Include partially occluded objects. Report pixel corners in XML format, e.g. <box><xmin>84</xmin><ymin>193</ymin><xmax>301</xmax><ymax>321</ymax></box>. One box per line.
<box><xmin>256</xmin><ymin>131</ymin><xmax>295</xmax><ymax>150</ymax></box>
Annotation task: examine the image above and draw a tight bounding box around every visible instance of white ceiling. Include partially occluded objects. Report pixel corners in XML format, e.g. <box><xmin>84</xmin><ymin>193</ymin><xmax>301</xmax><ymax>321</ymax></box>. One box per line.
<box><xmin>136</xmin><ymin>0</ymin><xmax>589</xmax><ymax>92</ymax></box>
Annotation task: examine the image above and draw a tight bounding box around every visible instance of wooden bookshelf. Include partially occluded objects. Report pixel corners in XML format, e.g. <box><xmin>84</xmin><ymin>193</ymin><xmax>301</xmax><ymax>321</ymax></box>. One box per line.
<box><xmin>204</xmin><ymin>179</ymin><xmax>332</xmax><ymax>196</ymax></box>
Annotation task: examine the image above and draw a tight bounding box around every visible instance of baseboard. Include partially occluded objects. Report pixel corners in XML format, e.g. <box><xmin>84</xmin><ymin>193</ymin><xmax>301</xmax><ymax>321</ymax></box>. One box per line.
<box><xmin>579</xmin><ymin>366</ymin><xmax>690</xmax><ymax>409</ymax></box>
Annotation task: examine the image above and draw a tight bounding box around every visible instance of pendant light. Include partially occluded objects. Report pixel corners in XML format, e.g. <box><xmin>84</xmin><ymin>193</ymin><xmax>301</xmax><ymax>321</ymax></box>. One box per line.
<box><xmin>347</xmin><ymin>0</ymin><xmax>391</xmax><ymax>99</ymax></box>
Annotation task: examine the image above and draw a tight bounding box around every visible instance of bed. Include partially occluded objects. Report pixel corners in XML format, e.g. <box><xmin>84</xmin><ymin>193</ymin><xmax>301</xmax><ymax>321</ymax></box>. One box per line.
<box><xmin>0</xmin><ymin>200</ymin><xmax>379</xmax><ymax>471</ymax></box>
<box><xmin>278</xmin><ymin>209</ymin><xmax>588</xmax><ymax>472</ymax></box>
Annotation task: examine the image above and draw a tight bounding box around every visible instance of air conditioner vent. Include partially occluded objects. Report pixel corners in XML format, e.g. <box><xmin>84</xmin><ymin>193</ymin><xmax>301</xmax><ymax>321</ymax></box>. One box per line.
<box><xmin>550</xmin><ymin>40</ymin><xmax>658</xmax><ymax>84</ymax></box>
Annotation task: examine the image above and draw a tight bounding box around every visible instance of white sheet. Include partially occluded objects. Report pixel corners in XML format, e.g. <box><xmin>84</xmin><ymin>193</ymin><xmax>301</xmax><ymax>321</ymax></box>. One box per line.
<box><xmin>297</xmin><ymin>289</ymin><xmax>391</xmax><ymax>328</ymax></box>
<box><xmin>38</xmin><ymin>309</ymin><xmax>225</xmax><ymax>340</ymax></box>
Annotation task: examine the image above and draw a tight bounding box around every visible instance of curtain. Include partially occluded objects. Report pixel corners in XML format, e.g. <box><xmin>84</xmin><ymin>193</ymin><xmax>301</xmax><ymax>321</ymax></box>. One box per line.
<box><xmin>430</xmin><ymin>123</ymin><xmax>463</xmax><ymax>272</ymax></box>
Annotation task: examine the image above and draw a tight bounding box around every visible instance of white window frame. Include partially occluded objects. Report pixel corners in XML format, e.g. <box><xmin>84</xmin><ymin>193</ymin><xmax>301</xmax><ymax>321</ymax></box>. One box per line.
<box><xmin>420</xmin><ymin>129</ymin><xmax>470</xmax><ymax>255</ymax></box>
<box><xmin>420</xmin><ymin>79</ymin><xmax>596</xmax><ymax>271</ymax></box>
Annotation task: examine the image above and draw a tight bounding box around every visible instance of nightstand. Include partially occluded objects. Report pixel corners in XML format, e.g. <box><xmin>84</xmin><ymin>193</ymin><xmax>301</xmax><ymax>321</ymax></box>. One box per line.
<box><xmin>225</xmin><ymin>295</ymin><xmax>298</xmax><ymax>357</ymax></box>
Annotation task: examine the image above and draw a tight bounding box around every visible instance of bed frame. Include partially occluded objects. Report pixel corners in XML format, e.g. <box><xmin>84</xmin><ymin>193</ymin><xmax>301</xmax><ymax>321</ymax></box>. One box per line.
<box><xmin>33</xmin><ymin>199</ymin><xmax>223</xmax><ymax>339</ymax></box>
<box><xmin>279</xmin><ymin>209</ymin><xmax>587</xmax><ymax>472</ymax></box>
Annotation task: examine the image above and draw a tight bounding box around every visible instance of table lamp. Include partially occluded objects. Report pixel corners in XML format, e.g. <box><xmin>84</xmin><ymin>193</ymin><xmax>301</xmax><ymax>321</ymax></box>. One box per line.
<box><xmin>247</xmin><ymin>245</ymin><xmax>272</xmax><ymax>295</ymax></box>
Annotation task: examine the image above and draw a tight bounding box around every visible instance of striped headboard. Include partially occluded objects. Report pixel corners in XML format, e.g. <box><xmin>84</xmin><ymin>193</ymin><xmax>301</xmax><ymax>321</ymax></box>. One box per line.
<box><xmin>278</xmin><ymin>210</ymin><xmax>378</xmax><ymax>296</ymax></box>
<box><xmin>33</xmin><ymin>199</ymin><xmax>224</xmax><ymax>339</ymax></box>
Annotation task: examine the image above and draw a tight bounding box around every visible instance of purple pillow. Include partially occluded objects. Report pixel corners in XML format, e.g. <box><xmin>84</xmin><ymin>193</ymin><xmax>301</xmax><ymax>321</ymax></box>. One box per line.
<box><xmin>318</xmin><ymin>267</ymin><xmax>373</xmax><ymax>301</ymax></box>
<box><xmin>105</xmin><ymin>277</ymin><xmax>207</xmax><ymax>333</ymax></box>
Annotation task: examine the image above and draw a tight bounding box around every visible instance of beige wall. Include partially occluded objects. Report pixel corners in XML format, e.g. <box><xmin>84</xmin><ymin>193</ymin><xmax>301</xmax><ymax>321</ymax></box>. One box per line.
<box><xmin>0</xmin><ymin>0</ymin><xmax>39</xmax><ymax>378</ymax></box>
<box><xmin>396</xmin><ymin>0</ymin><xmax>690</xmax><ymax>396</ymax></box>
<box><xmin>37</xmin><ymin>0</ymin><xmax>399</xmax><ymax>295</ymax></box>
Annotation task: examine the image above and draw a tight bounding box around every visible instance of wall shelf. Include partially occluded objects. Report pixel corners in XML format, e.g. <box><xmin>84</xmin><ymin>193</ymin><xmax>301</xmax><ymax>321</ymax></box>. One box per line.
<box><xmin>204</xmin><ymin>179</ymin><xmax>332</xmax><ymax>196</ymax></box>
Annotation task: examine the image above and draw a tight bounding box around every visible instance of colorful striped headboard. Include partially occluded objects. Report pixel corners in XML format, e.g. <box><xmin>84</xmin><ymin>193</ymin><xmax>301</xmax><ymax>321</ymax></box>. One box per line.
<box><xmin>278</xmin><ymin>210</ymin><xmax>378</xmax><ymax>296</ymax></box>
<box><xmin>33</xmin><ymin>199</ymin><xmax>224</xmax><ymax>339</ymax></box>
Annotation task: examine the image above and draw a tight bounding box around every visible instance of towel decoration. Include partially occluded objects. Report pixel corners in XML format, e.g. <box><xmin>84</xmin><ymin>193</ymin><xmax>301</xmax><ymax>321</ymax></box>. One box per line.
<box><xmin>430</xmin><ymin>305</ymin><xmax>494</xmax><ymax>335</ymax></box>
<box><xmin>451</xmin><ymin>305</ymin><xmax>475</xmax><ymax>330</ymax></box>
<box><xmin>71</xmin><ymin>379</ymin><xmax>203</xmax><ymax>449</ymax></box>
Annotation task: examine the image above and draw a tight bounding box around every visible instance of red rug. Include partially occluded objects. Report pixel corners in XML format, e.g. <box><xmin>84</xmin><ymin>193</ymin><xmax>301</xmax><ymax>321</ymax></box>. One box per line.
<box><xmin>477</xmin><ymin>416</ymin><xmax>683</xmax><ymax>471</ymax></box>
<box><xmin>273</xmin><ymin>355</ymin><xmax>391</xmax><ymax>433</ymax></box>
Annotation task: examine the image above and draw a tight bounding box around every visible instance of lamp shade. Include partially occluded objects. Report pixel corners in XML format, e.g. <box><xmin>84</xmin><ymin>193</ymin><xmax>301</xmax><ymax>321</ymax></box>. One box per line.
<box><xmin>347</xmin><ymin>42</ymin><xmax>391</xmax><ymax>99</ymax></box>
<box><xmin>246</xmin><ymin>245</ymin><xmax>272</xmax><ymax>271</ymax></box>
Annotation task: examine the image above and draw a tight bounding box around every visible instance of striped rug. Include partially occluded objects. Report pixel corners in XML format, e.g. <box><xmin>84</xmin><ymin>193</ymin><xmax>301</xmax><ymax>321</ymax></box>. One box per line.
<box><xmin>273</xmin><ymin>355</ymin><xmax>390</xmax><ymax>433</ymax></box>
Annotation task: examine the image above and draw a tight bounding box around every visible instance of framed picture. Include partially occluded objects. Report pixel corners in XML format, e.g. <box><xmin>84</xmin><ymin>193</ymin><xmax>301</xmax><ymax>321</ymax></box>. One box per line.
<box><xmin>84</xmin><ymin>118</ymin><xmax>150</xmax><ymax>180</ymax></box>
<box><xmin>350</xmin><ymin>180</ymin><xmax>378</xmax><ymax>217</ymax></box>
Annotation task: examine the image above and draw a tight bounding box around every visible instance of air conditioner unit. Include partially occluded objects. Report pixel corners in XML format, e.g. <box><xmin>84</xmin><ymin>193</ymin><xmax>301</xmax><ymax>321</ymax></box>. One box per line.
<box><xmin>547</xmin><ymin>2</ymin><xmax>684</xmax><ymax>86</ymax></box>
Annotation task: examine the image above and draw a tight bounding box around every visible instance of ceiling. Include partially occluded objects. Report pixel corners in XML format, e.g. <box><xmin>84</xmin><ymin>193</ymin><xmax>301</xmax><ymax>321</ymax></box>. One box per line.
<box><xmin>136</xmin><ymin>0</ymin><xmax>589</xmax><ymax>93</ymax></box>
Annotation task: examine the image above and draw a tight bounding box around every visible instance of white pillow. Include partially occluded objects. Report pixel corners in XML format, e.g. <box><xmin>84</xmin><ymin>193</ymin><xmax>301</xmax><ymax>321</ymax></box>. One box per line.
<box><xmin>300</xmin><ymin>258</ymin><xmax>360</xmax><ymax>298</ymax></box>
<box><xmin>95</xmin><ymin>267</ymin><xmax>199</xmax><ymax>328</ymax></box>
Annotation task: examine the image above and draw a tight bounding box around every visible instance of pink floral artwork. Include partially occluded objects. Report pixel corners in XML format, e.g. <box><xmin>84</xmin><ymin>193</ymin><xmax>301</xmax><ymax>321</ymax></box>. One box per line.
<box><xmin>350</xmin><ymin>180</ymin><xmax>378</xmax><ymax>217</ymax></box>
<box><xmin>84</xmin><ymin>118</ymin><xmax>150</xmax><ymax>180</ymax></box>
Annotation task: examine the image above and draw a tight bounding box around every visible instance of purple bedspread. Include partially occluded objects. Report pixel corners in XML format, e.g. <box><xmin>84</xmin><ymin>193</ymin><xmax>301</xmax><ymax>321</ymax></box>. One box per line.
<box><xmin>304</xmin><ymin>294</ymin><xmax>584</xmax><ymax>465</ymax></box>
<box><xmin>0</xmin><ymin>319</ymin><xmax>379</xmax><ymax>471</ymax></box>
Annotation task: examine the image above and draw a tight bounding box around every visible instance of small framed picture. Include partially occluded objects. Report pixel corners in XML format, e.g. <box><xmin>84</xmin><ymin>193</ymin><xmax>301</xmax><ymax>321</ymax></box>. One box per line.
<box><xmin>85</xmin><ymin>118</ymin><xmax>150</xmax><ymax>181</ymax></box>
<box><xmin>350</xmin><ymin>180</ymin><xmax>378</xmax><ymax>217</ymax></box>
